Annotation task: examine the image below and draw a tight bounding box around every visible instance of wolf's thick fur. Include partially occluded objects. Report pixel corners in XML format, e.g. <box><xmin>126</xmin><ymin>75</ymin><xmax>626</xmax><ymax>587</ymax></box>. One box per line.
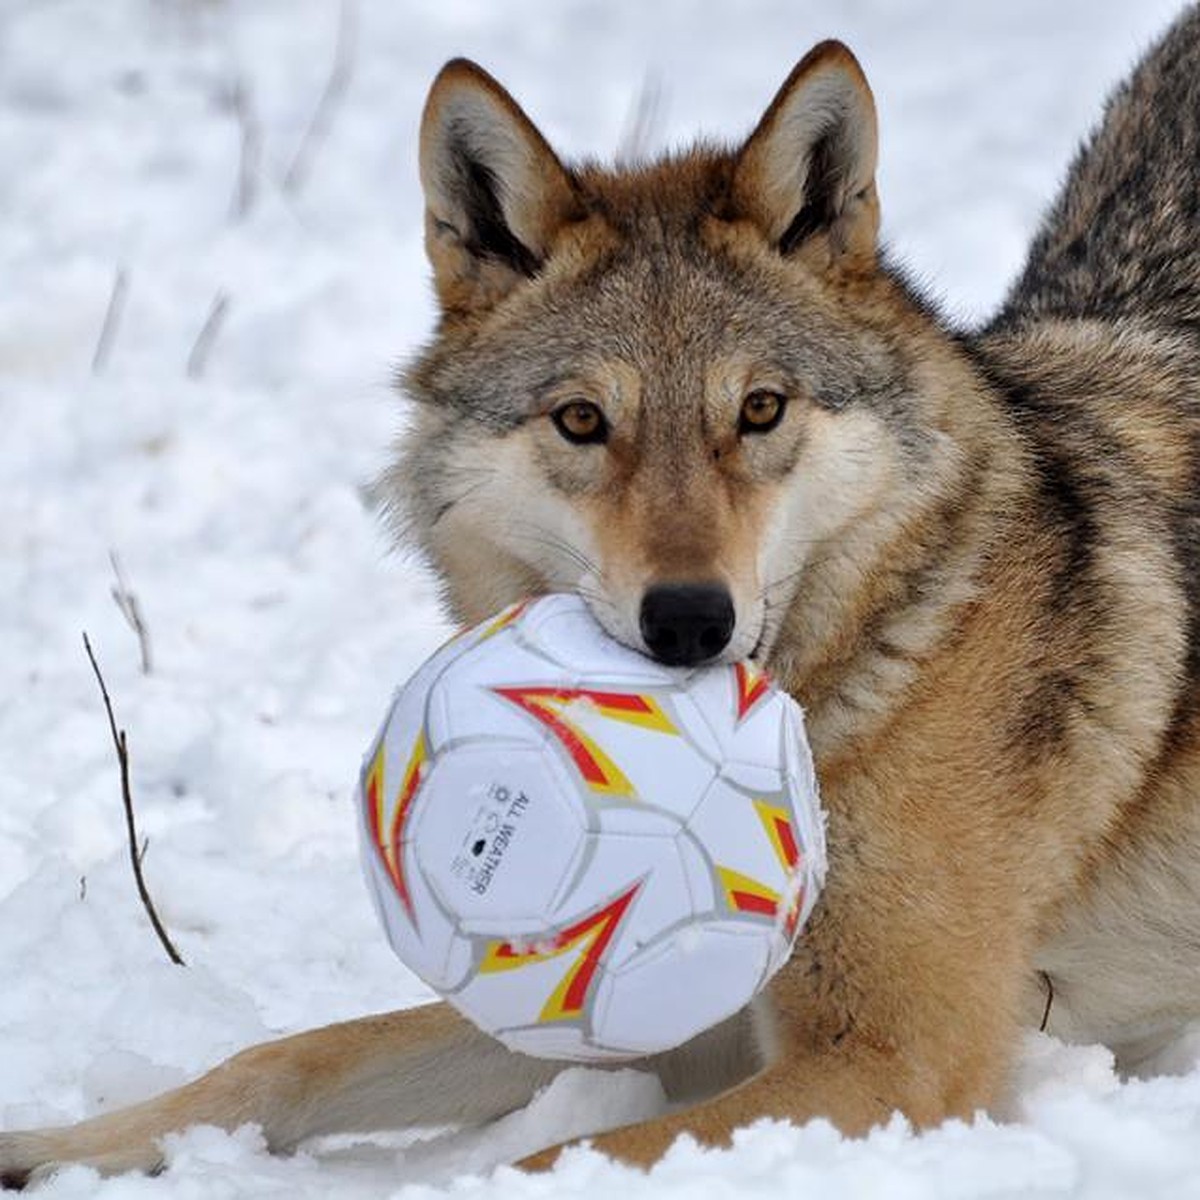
<box><xmin>6</xmin><ymin>10</ymin><xmax>1200</xmax><ymax>1187</ymax></box>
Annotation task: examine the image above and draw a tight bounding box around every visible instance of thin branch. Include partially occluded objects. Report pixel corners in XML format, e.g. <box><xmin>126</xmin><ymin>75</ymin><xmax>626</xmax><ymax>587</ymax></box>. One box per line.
<box><xmin>186</xmin><ymin>290</ymin><xmax>230</xmax><ymax>379</ymax></box>
<box><xmin>282</xmin><ymin>0</ymin><xmax>357</xmax><ymax>195</ymax></box>
<box><xmin>109</xmin><ymin>550</ymin><xmax>153</xmax><ymax>675</ymax></box>
<box><xmin>228</xmin><ymin>73</ymin><xmax>261</xmax><ymax>220</ymax></box>
<box><xmin>616</xmin><ymin>73</ymin><xmax>666</xmax><ymax>165</ymax></box>
<box><xmin>82</xmin><ymin>633</ymin><xmax>185</xmax><ymax>966</ymax></box>
<box><xmin>92</xmin><ymin>267</ymin><xmax>130</xmax><ymax>375</ymax></box>
<box><xmin>1039</xmin><ymin>970</ymin><xmax>1055</xmax><ymax>1032</ymax></box>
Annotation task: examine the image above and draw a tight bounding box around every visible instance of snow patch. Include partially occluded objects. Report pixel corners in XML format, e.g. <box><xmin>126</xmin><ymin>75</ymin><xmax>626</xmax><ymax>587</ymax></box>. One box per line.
<box><xmin>4</xmin><ymin>0</ymin><xmax>1198</xmax><ymax>1196</ymax></box>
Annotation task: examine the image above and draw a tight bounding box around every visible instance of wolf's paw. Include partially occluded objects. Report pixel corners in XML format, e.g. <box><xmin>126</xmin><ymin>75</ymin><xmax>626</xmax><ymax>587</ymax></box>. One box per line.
<box><xmin>0</xmin><ymin>1131</ymin><xmax>163</xmax><ymax>1190</ymax></box>
<box><xmin>1</xmin><ymin>1133</ymin><xmax>51</xmax><ymax>1191</ymax></box>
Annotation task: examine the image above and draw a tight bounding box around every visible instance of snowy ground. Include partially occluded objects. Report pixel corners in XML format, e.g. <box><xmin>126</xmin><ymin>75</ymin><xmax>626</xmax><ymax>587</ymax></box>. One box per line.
<box><xmin>3</xmin><ymin>0</ymin><xmax>1199</xmax><ymax>1196</ymax></box>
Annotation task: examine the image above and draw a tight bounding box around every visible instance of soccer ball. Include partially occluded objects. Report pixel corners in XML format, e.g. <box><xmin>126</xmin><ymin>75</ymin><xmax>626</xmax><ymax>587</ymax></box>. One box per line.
<box><xmin>357</xmin><ymin>593</ymin><xmax>824</xmax><ymax>1061</ymax></box>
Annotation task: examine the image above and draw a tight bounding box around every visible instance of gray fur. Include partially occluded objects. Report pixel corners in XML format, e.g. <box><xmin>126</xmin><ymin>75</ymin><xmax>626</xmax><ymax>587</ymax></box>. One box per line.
<box><xmin>995</xmin><ymin>5</ymin><xmax>1200</xmax><ymax>331</ymax></box>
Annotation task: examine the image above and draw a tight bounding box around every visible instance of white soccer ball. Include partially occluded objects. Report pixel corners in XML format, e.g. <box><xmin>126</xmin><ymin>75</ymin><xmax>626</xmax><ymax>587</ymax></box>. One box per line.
<box><xmin>357</xmin><ymin>593</ymin><xmax>824</xmax><ymax>1061</ymax></box>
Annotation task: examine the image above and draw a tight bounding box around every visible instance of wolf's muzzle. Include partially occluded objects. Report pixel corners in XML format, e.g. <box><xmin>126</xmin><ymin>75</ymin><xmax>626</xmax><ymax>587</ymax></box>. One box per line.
<box><xmin>639</xmin><ymin>583</ymin><xmax>735</xmax><ymax>666</ymax></box>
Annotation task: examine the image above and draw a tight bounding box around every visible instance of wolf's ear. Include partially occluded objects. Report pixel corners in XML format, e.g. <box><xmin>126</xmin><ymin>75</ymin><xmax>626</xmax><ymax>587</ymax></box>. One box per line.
<box><xmin>731</xmin><ymin>41</ymin><xmax>879</xmax><ymax>271</ymax></box>
<box><xmin>420</xmin><ymin>59</ymin><xmax>579</xmax><ymax>315</ymax></box>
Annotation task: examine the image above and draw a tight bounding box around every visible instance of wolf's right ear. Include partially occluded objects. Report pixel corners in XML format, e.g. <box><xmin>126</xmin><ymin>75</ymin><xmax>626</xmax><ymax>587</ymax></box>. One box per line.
<box><xmin>731</xmin><ymin>42</ymin><xmax>879</xmax><ymax>272</ymax></box>
<box><xmin>419</xmin><ymin>60</ymin><xmax>579</xmax><ymax>316</ymax></box>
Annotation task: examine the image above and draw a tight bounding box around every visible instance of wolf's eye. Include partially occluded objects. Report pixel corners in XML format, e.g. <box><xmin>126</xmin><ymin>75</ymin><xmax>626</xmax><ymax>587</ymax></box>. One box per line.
<box><xmin>551</xmin><ymin>401</ymin><xmax>608</xmax><ymax>445</ymax></box>
<box><xmin>739</xmin><ymin>390</ymin><xmax>787</xmax><ymax>435</ymax></box>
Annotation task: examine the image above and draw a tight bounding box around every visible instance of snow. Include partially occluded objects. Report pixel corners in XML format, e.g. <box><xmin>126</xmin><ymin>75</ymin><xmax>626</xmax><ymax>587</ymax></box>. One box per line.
<box><xmin>3</xmin><ymin>0</ymin><xmax>1199</xmax><ymax>1196</ymax></box>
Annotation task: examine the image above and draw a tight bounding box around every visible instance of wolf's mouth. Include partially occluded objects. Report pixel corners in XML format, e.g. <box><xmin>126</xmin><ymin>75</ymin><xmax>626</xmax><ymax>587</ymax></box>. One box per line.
<box><xmin>749</xmin><ymin>628</ymin><xmax>766</xmax><ymax>662</ymax></box>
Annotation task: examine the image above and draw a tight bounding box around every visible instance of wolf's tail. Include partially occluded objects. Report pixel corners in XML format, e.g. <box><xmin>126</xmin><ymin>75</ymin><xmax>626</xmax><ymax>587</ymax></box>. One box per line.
<box><xmin>991</xmin><ymin>5</ymin><xmax>1200</xmax><ymax>335</ymax></box>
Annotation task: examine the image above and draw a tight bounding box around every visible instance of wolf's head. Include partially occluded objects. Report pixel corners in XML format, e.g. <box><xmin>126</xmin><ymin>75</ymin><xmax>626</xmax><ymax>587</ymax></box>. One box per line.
<box><xmin>385</xmin><ymin>44</ymin><xmax>997</xmax><ymax>713</ymax></box>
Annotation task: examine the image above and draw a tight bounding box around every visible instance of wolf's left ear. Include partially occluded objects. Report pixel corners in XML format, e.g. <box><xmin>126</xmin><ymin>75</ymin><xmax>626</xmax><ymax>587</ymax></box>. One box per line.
<box><xmin>732</xmin><ymin>41</ymin><xmax>879</xmax><ymax>271</ymax></box>
<box><xmin>420</xmin><ymin>59</ymin><xmax>580</xmax><ymax>316</ymax></box>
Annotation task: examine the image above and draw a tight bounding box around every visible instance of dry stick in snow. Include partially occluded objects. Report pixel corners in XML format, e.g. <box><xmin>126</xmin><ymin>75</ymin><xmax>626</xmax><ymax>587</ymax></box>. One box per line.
<box><xmin>186</xmin><ymin>291</ymin><xmax>230</xmax><ymax>379</ymax></box>
<box><xmin>1039</xmin><ymin>970</ymin><xmax>1055</xmax><ymax>1032</ymax></box>
<box><xmin>282</xmin><ymin>0</ymin><xmax>357</xmax><ymax>195</ymax></box>
<box><xmin>82</xmin><ymin>633</ymin><xmax>186</xmax><ymax>966</ymax></box>
<box><xmin>229</xmin><ymin>73</ymin><xmax>262</xmax><ymax>220</ymax></box>
<box><xmin>109</xmin><ymin>550</ymin><xmax>153</xmax><ymax>675</ymax></box>
<box><xmin>91</xmin><ymin>267</ymin><xmax>130</xmax><ymax>374</ymax></box>
<box><xmin>616</xmin><ymin>74</ymin><xmax>666</xmax><ymax>165</ymax></box>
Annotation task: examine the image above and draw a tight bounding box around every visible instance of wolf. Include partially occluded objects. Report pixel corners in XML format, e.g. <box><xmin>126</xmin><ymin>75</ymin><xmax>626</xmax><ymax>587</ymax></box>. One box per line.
<box><xmin>6</xmin><ymin>7</ymin><xmax>1200</xmax><ymax>1186</ymax></box>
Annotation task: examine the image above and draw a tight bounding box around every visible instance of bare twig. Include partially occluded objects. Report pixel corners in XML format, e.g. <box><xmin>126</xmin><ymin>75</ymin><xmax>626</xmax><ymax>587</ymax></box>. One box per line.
<box><xmin>82</xmin><ymin>633</ymin><xmax>185</xmax><ymax>966</ymax></box>
<box><xmin>186</xmin><ymin>290</ymin><xmax>230</xmax><ymax>379</ymax></box>
<box><xmin>1039</xmin><ymin>970</ymin><xmax>1055</xmax><ymax>1032</ymax></box>
<box><xmin>282</xmin><ymin>0</ymin><xmax>357</xmax><ymax>195</ymax></box>
<box><xmin>616</xmin><ymin>73</ymin><xmax>666</xmax><ymax>165</ymax></box>
<box><xmin>109</xmin><ymin>550</ymin><xmax>153</xmax><ymax>675</ymax></box>
<box><xmin>228</xmin><ymin>73</ymin><xmax>261</xmax><ymax>220</ymax></box>
<box><xmin>92</xmin><ymin>267</ymin><xmax>130</xmax><ymax>374</ymax></box>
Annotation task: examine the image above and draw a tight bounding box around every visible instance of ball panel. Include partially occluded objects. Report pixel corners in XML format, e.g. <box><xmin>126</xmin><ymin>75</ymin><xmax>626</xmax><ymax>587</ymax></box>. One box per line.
<box><xmin>674</xmin><ymin>827</ymin><xmax>718</xmax><ymax>913</ymax></box>
<box><xmin>529</xmin><ymin>688</ymin><xmax>717</xmax><ymax>826</ymax></box>
<box><xmin>515</xmin><ymin>595</ymin><xmax>673</xmax><ymax>684</ymax></box>
<box><xmin>359</xmin><ymin>830</ymin><xmax>459</xmax><ymax>989</ymax></box>
<box><xmin>357</xmin><ymin>702</ymin><xmax>439</xmax><ymax>977</ymax></box>
<box><xmin>681</xmin><ymin>661</ymin><xmax>790</xmax><ymax>771</ymax></box>
<box><xmin>482</xmin><ymin>682</ymin><xmax>714</xmax><ymax>824</ymax></box>
<box><xmin>591</xmin><ymin>923</ymin><xmax>771</xmax><ymax>1055</ymax></box>
<box><xmin>412</xmin><ymin>744</ymin><xmax>586</xmax><ymax>926</ymax></box>
<box><xmin>449</xmin><ymin>942</ymin><xmax>591</xmax><ymax>1035</ymax></box>
<box><xmin>377</xmin><ymin>614</ymin><xmax>516</xmax><ymax>758</ymax></box>
<box><xmin>719</xmin><ymin>696</ymin><xmax>798</xmax><ymax>793</ymax></box>
<box><xmin>425</xmin><ymin>636</ymin><xmax>567</xmax><ymax>753</ymax></box>
<box><xmin>359</xmin><ymin>669</ymin><xmax>436</xmax><ymax>869</ymax></box>
<box><xmin>780</xmin><ymin>702</ymin><xmax>827</xmax><ymax>890</ymax></box>
<box><xmin>586</xmin><ymin>802</ymin><xmax>682</xmax><ymax>840</ymax></box>
<box><xmin>660</xmin><ymin>688</ymin><xmax>724</xmax><ymax>776</ymax></box>
<box><xmin>687</xmin><ymin>775</ymin><xmax>800</xmax><ymax>939</ymax></box>
<box><xmin>446</xmin><ymin>875</ymin><xmax>643</xmax><ymax>1053</ymax></box>
<box><xmin>717</xmin><ymin>754</ymin><xmax>788</xmax><ymax>796</ymax></box>
<box><xmin>439</xmin><ymin>914</ymin><xmax>478</xmax><ymax>990</ymax></box>
<box><xmin>551</xmin><ymin>834</ymin><xmax>692</xmax><ymax>974</ymax></box>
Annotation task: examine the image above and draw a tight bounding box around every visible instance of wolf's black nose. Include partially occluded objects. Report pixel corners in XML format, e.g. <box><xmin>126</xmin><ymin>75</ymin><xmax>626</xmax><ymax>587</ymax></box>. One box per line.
<box><xmin>639</xmin><ymin>583</ymin><xmax>735</xmax><ymax>666</ymax></box>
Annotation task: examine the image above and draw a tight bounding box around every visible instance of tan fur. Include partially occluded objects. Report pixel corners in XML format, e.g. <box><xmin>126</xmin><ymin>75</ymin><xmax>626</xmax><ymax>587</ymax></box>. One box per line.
<box><xmin>8</xmin><ymin>20</ymin><xmax>1200</xmax><ymax>1187</ymax></box>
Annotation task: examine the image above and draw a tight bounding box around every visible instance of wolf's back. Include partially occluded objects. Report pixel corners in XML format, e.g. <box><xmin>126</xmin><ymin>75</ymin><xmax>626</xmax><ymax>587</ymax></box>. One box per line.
<box><xmin>994</xmin><ymin>5</ymin><xmax>1200</xmax><ymax>332</ymax></box>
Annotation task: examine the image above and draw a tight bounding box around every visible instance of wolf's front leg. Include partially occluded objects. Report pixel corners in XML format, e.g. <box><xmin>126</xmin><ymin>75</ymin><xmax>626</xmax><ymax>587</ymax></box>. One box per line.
<box><xmin>520</xmin><ymin>1039</ymin><xmax>919</xmax><ymax>1170</ymax></box>
<box><xmin>0</xmin><ymin>997</ymin><xmax>765</xmax><ymax>1187</ymax></box>
<box><xmin>522</xmin><ymin>914</ymin><xmax>1027</xmax><ymax>1171</ymax></box>
<box><xmin>0</xmin><ymin>1002</ymin><xmax>560</xmax><ymax>1188</ymax></box>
